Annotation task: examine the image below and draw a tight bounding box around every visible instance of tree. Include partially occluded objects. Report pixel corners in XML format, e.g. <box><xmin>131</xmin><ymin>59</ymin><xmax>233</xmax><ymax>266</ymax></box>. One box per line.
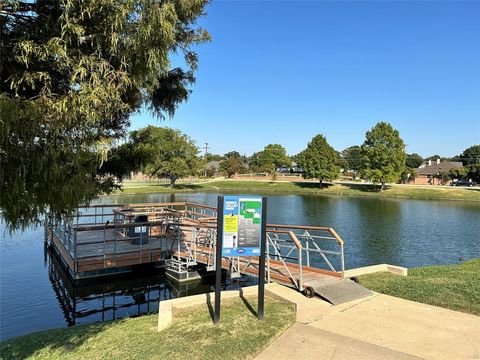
<box><xmin>340</xmin><ymin>146</ymin><xmax>362</xmax><ymax>178</ymax></box>
<box><xmin>1</xmin><ymin>0</ymin><xmax>210</xmax><ymax>229</ymax></box>
<box><xmin>466</xmin><ymin>164</ymin><xmax>480</xmax><ymax>182</ymax></box>
<box><xmin>400</xmin><ymin>167</ymin><xmax>416</xmax><ymax>184</ymax></box>
<box><xmin>456</xmin><ymin>145</ymin><xmax>480</xmax><ymax>166</ymax></box>
<box><xmin>360</xmin><ymin>122</ymin><xmax>406</xmax><ymax>190</ymax></box>
<box><xmin>406</xmin><ymin>153</ymin><xmax>424</xmax><ymax>168</ymax></box>
<box><xmin>296</xmin><ymin>134</ymin><xmax>339</xmax><ymax>185</ymax></box>
<box><xmin>449</xmin><ymin>167</ymin><xmax>468</xmax><ymax>180</ymax></box>
<box><xmin>100</xmin><ymin>142</ymin><xmax>140</xmax><ymax>181</ymax></box>
<box><xmin>220</xmin><ymin>152</ymin><xmax>247</xmax><ymax>178</ymax></box>
<box><xmin>130</xmin><ymin>127</ymin><xmax>200</xmax><ymax>186</ymax></box>
<box><xmin>425</xmin><ymin>155</ymin><xmax>448</xmax><ymax>162</ymax></box>
<box><xmin>253</xmin><ymin>144</ymin><xmax>290</xmax><ymax>174</ymax></box>
<box><xmin>438</xmin><ymin>171</ymin><xmax>451</xmax><ymax>184</ymax></box>
<box><xmin>206</xmin><ymin>153</ymin><xmax>224</xmax><ymax>162</ymax></box>
<box><xmin>224</xmin><ymin>151</ymin><xmax>242</xmax><ymax>159</ymax></box>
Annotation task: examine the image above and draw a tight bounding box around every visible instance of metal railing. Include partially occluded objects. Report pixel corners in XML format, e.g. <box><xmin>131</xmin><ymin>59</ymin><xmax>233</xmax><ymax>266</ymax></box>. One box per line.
<box><xmin>48</xmin><ymin>202</ymin><xmax>345</xmax><ymax>291</ymax></box>
<box><xmin>179</xmin><ymin>223</ymin><xmax>345</xmax><ymax>293</ymax></box>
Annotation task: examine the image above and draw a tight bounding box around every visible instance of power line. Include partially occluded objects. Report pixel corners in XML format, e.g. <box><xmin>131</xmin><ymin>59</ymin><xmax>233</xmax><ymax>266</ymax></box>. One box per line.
<box><xmin>204</xmin><ymin>142</ymin><xmax>209</xmax><ymax>178</ymax></box>
<box><xmin>204</xmin><ymin>142</ymin><xmax>209</xmax><ymax>158</ymax></box>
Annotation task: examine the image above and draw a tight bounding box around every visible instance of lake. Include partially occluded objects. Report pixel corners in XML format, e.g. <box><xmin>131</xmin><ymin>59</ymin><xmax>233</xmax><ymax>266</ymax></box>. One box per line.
<box><xmin>1</xmin><ymin>192</ymin><xmax>479</xmax><ymax>340</ymax></box>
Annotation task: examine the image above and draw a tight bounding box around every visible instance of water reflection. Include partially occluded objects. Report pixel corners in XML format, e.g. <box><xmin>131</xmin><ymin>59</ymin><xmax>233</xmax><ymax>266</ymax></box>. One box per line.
<box><xmin>352</xmin><ymin>198</ymin><xmax>404</xmax><ymax>266</ymax></box>
<box><xmin>46</xmin><ymin>248</ymin><xmax>256</xmax><ymax>327</ymax></box>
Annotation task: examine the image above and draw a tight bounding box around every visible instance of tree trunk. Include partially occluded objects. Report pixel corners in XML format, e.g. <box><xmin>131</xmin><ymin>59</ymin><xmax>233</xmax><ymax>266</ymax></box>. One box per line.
<box><xmin>319</xmin><ymin>179</ymin><xmax>323</xmax><ymax>187</ymax></box>
<box><xmin>170</xmin><ymin>177</ymin><xmax>177</xmax><ymax>187</ymax></box>
<box><xmin>380</xmin><ymin>181</ymin><xmax>385</xmax><ymax>191</ymax></box>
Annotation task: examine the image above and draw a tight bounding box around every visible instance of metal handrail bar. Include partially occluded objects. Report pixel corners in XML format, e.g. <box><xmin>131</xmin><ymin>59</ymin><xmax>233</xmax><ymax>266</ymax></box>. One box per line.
<box><xmin>266</xmin><ymin>234</ymin><xmax>298</xmax><ymax>289</ymax></box>
<box><xmin>268</xmin><ymin>242</ymin><xmax>341</xmax><ymax>256</ymax></box>
<box><xmin>72</xmin><ymin>219</ymin><xmax>189</xmax><ymax>232</ymax></box>
<box><xmin>306</xmin><ymin>238</ymin><xmax>336</xmax><ymax>271</ymax></box>
<box><xmin>268</xmin><ymin>224</ymin><xmax>331</xmax><ymax>231</ymax></box>
<box><xmin>240</xmin><ymin>257</ymin><xmax>252</xmax><ymax>272</ymax></box>
<box><xmin>288</xmin><ymin>231</ymin><xmax>303</xmax><ymax>290</ymax></box>
<box><xmin>297</xmin><ymin>234</ymin><xmax>338</xmax><ymax>241</ymax></box>
<box><xmin>75</xmin><ymin>204</ymin><xmax>125</xmax><ymax>208</ymax></box>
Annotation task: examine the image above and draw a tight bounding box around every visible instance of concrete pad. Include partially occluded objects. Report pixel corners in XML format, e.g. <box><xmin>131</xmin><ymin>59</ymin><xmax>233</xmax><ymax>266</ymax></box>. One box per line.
<box><xmin>157</xmin><ymin>284</ymin><xmax>277</xmax><ymax>331</ymax></box>
<box><xmin>344</xmin><ymin>264</ymin><xmax>408</xmax><ymax>277</ymax></box>
<box><xmin>157</xmin><ymin>301</ymin><xmax>172</xmax><ymax>331</ymax></box>
<box><xmin>309</xmin><ymin>293</ymin><xmax>480</xmax><ymax>360</ymax></box>
<box><xmin>265</xmin><ymin>282</ymin><xmax>332</xmax><ymax>323</ymax></box>
<box><xmin>256</xmin><ymin>323</ymin><xmax>420</xmax><ymax>360</ymax></box>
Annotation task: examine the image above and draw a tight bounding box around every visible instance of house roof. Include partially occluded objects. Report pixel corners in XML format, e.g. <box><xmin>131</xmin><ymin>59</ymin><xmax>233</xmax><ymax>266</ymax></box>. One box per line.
<box><xmin>207</xmin><ymin>161</ymin><xmax>220</xmax><ymax>170</ymax></box>
<box><xmin>416</xmin><ymin>161</ymin><xmax>463</xmax><ymax>175</ymax></box>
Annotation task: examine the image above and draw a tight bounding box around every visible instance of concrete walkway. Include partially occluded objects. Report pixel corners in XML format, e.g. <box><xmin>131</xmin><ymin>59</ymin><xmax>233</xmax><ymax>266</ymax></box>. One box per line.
<box><xmin>259</xmin><ymin>284</ymin><xmax>480</xmax><ymax>360</ymax></box>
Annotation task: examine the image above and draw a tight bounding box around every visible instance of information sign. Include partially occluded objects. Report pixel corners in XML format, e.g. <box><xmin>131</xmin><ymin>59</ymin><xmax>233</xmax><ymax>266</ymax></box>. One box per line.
<box><xmin>215</xmin><ymin>195</ymin><xmax>267</xmax><ymax>324</ymax></box>
<box><xmin>221</xmin><ymin>196</ymin><xmax>263</xmax><ymax>257</ymax></box>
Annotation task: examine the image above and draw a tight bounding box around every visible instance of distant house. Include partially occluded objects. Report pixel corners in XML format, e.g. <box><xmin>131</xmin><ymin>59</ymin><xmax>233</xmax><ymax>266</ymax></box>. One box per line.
<box><xmin>413</xmin><ymin>159</ymin><xmax>463</xmax><ymax>185</ymax></box>
<box><xmin>206</xmin><ymin>160</ymin><xmax>221</xmax><ymax>172</ymax></box>
<box><xmin>276</xmin><ymin>161</ymin><xmax>303</xmax><ymax>173</ymax></box>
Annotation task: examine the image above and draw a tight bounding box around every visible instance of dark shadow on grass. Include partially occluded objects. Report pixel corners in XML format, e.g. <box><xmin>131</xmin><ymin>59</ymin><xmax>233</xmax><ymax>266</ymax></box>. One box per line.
<box><xmin>292</xmin><ymin>182</ymin><xmax>333</xmax><ymax>189</ymax></box>
<box><xmin>170</xmin><ymin>184</ymin><xmax>202</xmax><ymax>190</ymax></box>
<box><xmin>206</xmin><ymin>292</ymin><xmax>214</xmax><ymax>322</ymax></box>
<box><xmin>338</xmin><ymin>183</ymin><xmax>383</xmax><ymax>192</ymax></box>
<box><xmin>293</xmin><ymin>181</ymin><xmax>384</xmax><ymax>193</ymax></box>
<box><xmin>239</xmin><ymin>288</ymin><xmax>257</xmax><ymax>317</ymax></box>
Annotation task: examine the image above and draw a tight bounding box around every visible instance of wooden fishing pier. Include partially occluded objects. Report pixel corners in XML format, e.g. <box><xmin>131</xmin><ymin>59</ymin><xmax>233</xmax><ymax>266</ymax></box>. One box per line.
<box><xmin>47</xmin><ymin>202</ymin><xmax>371</xmax><ymax>303</ymax></box>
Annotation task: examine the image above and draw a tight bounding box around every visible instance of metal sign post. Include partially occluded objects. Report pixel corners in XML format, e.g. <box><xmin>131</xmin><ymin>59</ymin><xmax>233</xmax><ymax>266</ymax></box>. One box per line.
<box><xmin>258</xmin><ymin>197</ymin><xmax>267</xmax><ymax>320</ymax></box>
<box><xmin>214</xmin><ymin>196</ymin><xmax>224</xmax><ymax>324</ymax></box>
<box><xmin>214</xmin><ymin>195</ymin><xmax>267</xmax><ymax>324</ymax></box>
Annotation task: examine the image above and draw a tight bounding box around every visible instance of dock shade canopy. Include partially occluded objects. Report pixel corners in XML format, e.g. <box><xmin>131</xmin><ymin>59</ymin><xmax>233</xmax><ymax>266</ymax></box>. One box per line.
<box><xmin>130</xmin><ymin>215</ymin><xmax>149</xmax><ymax>245</ymax></box>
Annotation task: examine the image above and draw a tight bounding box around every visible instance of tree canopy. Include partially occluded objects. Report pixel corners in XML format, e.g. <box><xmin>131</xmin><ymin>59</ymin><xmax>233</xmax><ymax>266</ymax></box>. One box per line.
<box><xmin>341</xmin><ymin>146</ymin><xmax>362</xmax><ymax>171</ymax></box>
<box><xmin>360</xmin><ymin>122</ymin><xmax>406</xmax><ymax>190</ymax></box>
<box><xmin>130</xmin><ymin>126</ymin><xmax>200</xmax><ymax>186</ymax></box>
<box><xmin>406</xmin><ymin>153</ymin><xmax>424</xmax><ymax>168</ymax></box>
<box><xmin>0</xmin><ymin>0</ymin><xmax>210</xmax><ymax>229</ymax></box>
<box><xmin>220</xmin><ymin>151</ymin><xmax>247</xmax><ymax>178</ymax></box>
<box><xmin>252</xmin><ymin>144</ymin><xmax>290</xmax><ymax>173</ymax></box>
<box><xmin>297</xmin><ymin>134</ymin><xmax>339</xmax><ymax>185</ymax></box>
<box><xmin>456</xmin><ymin>145</ymin><xmax>480</xmax><ymax>166</ymax></box>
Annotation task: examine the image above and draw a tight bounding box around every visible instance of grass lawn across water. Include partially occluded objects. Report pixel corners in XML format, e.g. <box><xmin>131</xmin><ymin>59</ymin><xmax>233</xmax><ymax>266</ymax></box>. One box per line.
<box><xmin>358</xmin><ymin>259</ymin><xmax>480</xmax><ymax>315</ymax></box>
<box><xmin>113</xmin><ymin>180</ymin><xmax>480</xmax><ymax>202</ymax></box>
<box><xmin>0</xmin><ymin>296</ymin><xmax>295</xmax><ymax>360</ymax></box>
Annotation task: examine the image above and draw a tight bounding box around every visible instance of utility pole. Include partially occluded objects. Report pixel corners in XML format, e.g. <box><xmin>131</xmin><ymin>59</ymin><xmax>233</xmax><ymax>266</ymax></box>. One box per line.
<box><xmin>204</xmin><ymin>142</ymin><xmax>209</xmax><ymax>179</ymax></box>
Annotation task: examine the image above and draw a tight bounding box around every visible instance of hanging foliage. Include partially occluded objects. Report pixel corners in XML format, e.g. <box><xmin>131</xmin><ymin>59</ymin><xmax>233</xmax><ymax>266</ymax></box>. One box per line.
<box><xmin>0</xmin><ymin>0</ymin><xmax>210</xmax><ymax>229</ymax></box>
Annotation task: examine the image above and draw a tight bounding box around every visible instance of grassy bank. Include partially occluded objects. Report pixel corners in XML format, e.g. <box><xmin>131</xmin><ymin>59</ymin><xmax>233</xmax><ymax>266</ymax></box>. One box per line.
<box><xmin>113</xmin><ymin>180</ymin><xmax>480</xmax><ymax>202</ymax></box>
<box><xmin>0</xmin><ymin>297</ymin><xmax>295</xmax><ymax>359</ymax></box>
<box><xmin>358</xmin><ymin>259</ymin><xmax>480</xmax><ymax>315</ymax></box>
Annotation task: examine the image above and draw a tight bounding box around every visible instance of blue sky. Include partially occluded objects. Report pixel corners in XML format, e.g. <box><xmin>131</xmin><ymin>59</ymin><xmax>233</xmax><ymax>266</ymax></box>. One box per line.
<box><xmin>130</xmin><ymin>1</ymin><xmax>480</xmax><ymax>157</ymax></box>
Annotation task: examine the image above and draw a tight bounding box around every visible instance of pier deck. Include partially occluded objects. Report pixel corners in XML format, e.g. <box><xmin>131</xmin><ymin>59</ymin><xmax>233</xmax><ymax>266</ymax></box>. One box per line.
<box><xmin>47</xmin><ymin>201</ymin><xmax>368</xmax><ymax>302</ymax></box>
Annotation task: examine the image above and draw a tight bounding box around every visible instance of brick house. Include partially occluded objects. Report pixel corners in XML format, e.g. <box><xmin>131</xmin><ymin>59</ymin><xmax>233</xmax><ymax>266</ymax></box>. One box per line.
<box><xmin>412</xmin><ymin>159</ymin><xmax>463</xmax><ymax>185</ymax></box>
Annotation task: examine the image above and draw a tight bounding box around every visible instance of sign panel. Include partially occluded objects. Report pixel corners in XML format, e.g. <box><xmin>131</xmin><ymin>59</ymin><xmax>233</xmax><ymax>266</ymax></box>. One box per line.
<box><xmin>221</xmin><ymin>196</ymin><xmax>263</xmax><ymax>257</ymax></box>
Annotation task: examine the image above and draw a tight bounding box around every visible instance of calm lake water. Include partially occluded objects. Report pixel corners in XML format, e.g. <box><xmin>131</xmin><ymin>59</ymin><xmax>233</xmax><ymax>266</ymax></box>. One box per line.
<box><xmin>1</xmin><ymin>192</ymin><xmax>479</xmax><ymax>340</ymax></box>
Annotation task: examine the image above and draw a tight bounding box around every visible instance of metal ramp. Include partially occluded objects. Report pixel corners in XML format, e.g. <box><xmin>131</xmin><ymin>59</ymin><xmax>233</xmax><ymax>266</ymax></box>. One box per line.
<box><xmin>304</xmin><ymin>277</ymin><xmax>374</xmax><ymax>305</ymax></box>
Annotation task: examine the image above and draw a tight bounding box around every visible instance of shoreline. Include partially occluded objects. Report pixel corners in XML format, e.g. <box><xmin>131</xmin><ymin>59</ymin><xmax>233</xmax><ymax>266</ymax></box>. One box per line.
<box><xmin>107</xmin><ymin>180</ymin><xmax>480</xmax><ymax>203</ymax></box>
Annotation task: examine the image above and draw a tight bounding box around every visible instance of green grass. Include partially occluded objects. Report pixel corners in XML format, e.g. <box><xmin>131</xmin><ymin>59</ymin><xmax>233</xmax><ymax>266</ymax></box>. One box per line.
<box><xmin>0</xmin><ymin>297</ymin><xmax>295</xmax><ymax>360</ymax></box>
<box><xmin>358</xmin><ymin>259</ymin><xmax>480</xmax><ymax>315</ymax></box>
<box><xmin>113</xmin><ymin>179</ymin><xmax>480</xmax><ymax>202</ymax></box>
